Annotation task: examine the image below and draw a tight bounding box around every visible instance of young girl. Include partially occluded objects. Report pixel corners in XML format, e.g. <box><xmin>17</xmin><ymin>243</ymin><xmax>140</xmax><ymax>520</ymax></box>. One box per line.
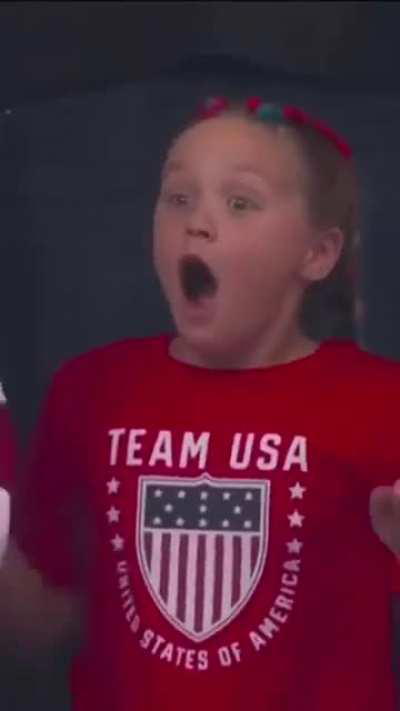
<box><xmin>4</xmin><ymin>96</ymin><xmax>400</xmax><ymax>711</ymax></box>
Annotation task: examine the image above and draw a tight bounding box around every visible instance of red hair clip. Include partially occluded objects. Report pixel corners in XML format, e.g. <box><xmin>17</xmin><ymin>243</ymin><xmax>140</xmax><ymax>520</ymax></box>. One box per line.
<box><xmin>246</xmin><ymin>97</ymin><xmax>264</xmax><ymax>114</ymax></box>
<box><xmin>198</xmin><ymin>96</ymin><xmax>230</xmax><ymax>120</ymax></box>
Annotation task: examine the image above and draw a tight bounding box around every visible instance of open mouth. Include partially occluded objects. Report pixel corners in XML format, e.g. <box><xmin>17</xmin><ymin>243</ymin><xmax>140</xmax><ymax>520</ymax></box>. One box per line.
<box><xmin>179</xmin><ymin>255</ymin><xmax>218</xmax><ymax>303</ymax></box>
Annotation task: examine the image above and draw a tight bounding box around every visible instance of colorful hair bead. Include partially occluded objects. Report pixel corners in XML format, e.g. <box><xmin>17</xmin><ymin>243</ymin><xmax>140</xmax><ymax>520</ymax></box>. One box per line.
<box><xmin>247</xmin><ymin>98</ymin><xmax>284</xmax><ymax>124</ymax></box>
<box><xmin>283</xmin><ymin>105</ymin><xmax>309</xmax><ymax>125</ymax></box>
<box><xmin>256</xmin><ymin>103</ymin><xmax>283</xmax><ymax>123</ymax></box>
<box><xmin>246</xmin><ymin>97</ymin><xmax>264</xmax><ymax>114</ymax></box>
<box><xmin>198</xmin><ymin>96</ymin><xmax>230</xmax><ymax>119</ymax></box>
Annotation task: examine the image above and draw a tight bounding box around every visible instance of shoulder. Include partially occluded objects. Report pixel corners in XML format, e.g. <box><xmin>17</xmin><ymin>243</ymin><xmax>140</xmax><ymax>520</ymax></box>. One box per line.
<box><xmin>37</xmin><ymin>335</ymin><xmax>170</xmax><ymax>424</ymax></box>
<box><xmin>52</xmin><ymin>334</ymin><xmax>169</xmax><ymax>390</ymax></box>
<box><xmin>320</xmin><ymin>342</ymin><xmax>400</xmax><ymax>432</ymax></box>
<box><xmin>322</xmin><ymin>340</ymin><xmax>400</xmax><ymax>387</ymax></box>
<box><xmin>315</xmin><ymin>342</ymin><xmax>400</xmax><ymax>476</ymax></box>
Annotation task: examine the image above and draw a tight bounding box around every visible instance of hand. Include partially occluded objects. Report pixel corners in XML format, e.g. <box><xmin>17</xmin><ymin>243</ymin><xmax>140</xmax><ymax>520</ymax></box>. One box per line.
<box><xmin>0</xmin><ymin>488</ymin><xmax>10</xmax><ymax>564</ymax></box>
<box><xmin>370</xmin><ymin>480</ymin><xmax>400</xmax><ymax>555</ymax></box>
<box><xmin>0</xmin><ymin>540</ymin><xmax>82</xmax><ymax>656</ymax></box>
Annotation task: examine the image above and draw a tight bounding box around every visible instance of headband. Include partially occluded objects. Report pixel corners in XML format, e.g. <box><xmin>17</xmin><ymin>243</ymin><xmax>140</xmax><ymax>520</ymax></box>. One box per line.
<box><xmin>198</xmin><ymin>96</ymin><xmax>352</xmax><ymax>159</ymax></box>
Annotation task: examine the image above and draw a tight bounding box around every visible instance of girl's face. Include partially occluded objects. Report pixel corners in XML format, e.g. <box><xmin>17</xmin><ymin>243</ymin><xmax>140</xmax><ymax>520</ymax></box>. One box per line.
<box><xmin>153</xmin><ymin>115</ymin><xmax>340</xmax><ymax>363</ymax></box>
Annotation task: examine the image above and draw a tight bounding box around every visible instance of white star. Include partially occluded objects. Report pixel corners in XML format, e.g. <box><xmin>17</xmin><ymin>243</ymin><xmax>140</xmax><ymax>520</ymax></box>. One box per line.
<box><xmin>154</xmin><ymin>489</ymin><xmax>163</xmax><ymax>498</ymax></box>
<box><xmin>288</xmin><ymin>510</ymin><xmax>304</xmax><ymax>528</ymax></box>
<box><xmin>153</xmin><ymin>517</ymin><xmax>162</xmax><ymax>526</ymax></box>
<box><xmin>287</xmin><ymin>539</ymin><xmax>303</xmax><ymax>554</ymax></box>
<box><xmin>200</xmin><ymin>491</ymin><xmax>209</xmax><ymax>501</ymax></box>
<box><xmin>245</xmin><ymin>491</ymin><xmax>253</xmax><ymax>501</ymax></box>
<box><xmin>164</xmin><ymin>504</ymin><xmax>174</xmax><ymax>513</ymax></box>
<box><xmin>199</xmin><ymin>504</ymin><xmax>208</xmax><ymax>513</ymax></box>
<box><xmin>222</xmin><ymin>492</ymin><xmax>231</xmax><ymax>501</ymax></box>
<box><xmin>176</xmin><ymin>517</ymin><xmax>185</xmax><ymax>527</ymax></box>
<box><xmin>106</xmin><ymin>506</ymin><xmax>120</xmax><ymax>523</ymax></box>
<box><xmin>222</xmin><ymin>519</ymin><xmax>230</xmax><ymax>528</ymax></box>
<box><xmin>233</xmin><ymin>505</ymin><xmax>242</xmax><ymax>514</ymax></box>
<box><xmin>111</xmin><ymin>534</ymin><xmax>124</xmax><ymax>552</ymax></box>
<box><xmin>177</xmin><ymin>490</ymin><xmax>186</xmax><ymax>499</ymax></box>
<box><xmin>107</xmin><ymin>478</ymin><xmax>120</xmax><ymax>495</ymax></box>
<box><xmin>198</xmin><ymin>518</ymin><xmax>208</xmax><ymax>528</ymax></box>
<box><xmin>243</xmin><ymin>520</ymin><xmax>253</xmax><ymax>529</ymax></box>
<box><xmin>289</xmin><ymin>482</ymin><xmax>307</xmax><ymax>500</ymax></box>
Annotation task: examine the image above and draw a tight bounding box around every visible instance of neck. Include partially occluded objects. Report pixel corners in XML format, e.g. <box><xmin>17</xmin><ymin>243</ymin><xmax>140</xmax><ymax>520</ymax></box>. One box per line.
<box><xmin>171</xmin><ymin>322</ymin><xmax>319</xmax><ymax>371</ymax></box>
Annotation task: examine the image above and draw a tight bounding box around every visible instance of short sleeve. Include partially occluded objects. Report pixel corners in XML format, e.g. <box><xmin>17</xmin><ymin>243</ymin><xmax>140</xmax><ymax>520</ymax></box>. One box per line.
<box><xmin>392</xmin><ymin>559</ymin><xmax>400</xmax><ymax>594</ymax></box>
<box><xmin>353</xmin><ymin>368</ymin><xmax>400</xmax><ymax>490</ymax></box>
<box><xmin>14</xmin><ymin>362</ymin><xmax>90</xmax><ymax>591</ymax></box>
<box><xmin>0</xmin><ymin>403</ymin><xmax>17</xmax><ymax>491</ymax></box>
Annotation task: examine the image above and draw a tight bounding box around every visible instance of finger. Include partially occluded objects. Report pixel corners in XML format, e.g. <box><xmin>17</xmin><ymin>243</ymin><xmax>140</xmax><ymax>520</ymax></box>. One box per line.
<box><xmin>0</xmin><ymin>488</ymin><xmax>10</xmax><ymax>565</ymax></box>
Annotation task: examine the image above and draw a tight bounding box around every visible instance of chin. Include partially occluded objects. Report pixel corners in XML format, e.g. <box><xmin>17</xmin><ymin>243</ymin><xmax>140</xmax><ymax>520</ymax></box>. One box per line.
<box><xmin>177</xmin><ymin>321</ymin><xmax>218</xmax><ymax>351</ymax></box>
<box><xmin>174</xmin><ymin>319</ymin><xmax>238</xmax><ymax>367</ymax></box>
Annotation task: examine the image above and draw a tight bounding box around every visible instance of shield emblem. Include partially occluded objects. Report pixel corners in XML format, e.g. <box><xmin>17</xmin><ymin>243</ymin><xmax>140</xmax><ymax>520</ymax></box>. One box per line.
<box><xmin>136</xmin><ymin>473</ymin><xmax>270</xmax><ymax>642</ymax></box>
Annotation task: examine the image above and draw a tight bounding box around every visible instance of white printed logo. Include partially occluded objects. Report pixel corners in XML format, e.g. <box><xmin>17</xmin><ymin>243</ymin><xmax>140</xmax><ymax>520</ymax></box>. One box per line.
<box><xmin>136</xmin><ymin>474</ymin><xmax>270</xmax><ymax>642</ymax></box>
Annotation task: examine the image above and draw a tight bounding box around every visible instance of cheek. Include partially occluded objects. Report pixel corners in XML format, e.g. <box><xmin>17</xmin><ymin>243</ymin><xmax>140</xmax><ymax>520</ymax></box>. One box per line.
<box><xmin>247</xmin><ymin>212</ymin><xmax>309</xmax><ymax>273</ymax></box>
<box><xmin>221</xmin><ymin>217</ymin><xmax>308</xmax><ymax>302</ymax></box>
<box><xmin>153</xmin><ymin>223</ymin><xmax>179</xmax><ymax>294</ymax></box>
<box><xmin>153</xmin><ymin>209</ymin><xmax>171</xmax><ymax>265</ymax></box>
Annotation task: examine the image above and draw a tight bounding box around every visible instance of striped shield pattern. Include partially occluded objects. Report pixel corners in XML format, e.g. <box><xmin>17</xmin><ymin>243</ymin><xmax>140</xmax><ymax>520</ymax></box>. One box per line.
<box><xmin>137</xmin><ymin>474</ymin><xmax>270</xmax><ymax>642</ymax></box>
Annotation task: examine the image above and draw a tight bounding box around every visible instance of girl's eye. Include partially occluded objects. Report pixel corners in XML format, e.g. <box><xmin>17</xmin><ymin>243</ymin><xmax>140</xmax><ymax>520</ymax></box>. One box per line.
<box><xmin>164</xmin><ymin>192</ymin><xmax>189</xmax><ymax>207</ymax></box>
<box><xmin>227</xmin><ymin>195</ymin><xmax>258</xmax><ymax>212</ymax></box>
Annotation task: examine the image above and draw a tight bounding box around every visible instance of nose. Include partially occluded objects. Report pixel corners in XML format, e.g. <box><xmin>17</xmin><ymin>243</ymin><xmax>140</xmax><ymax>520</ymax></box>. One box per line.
<box><xmin>184</xmin><ymin>197</ymin><xmax>217</xmax><ymax>243</ymax></box>
<box><xmin>186</xmin><ymin>225</ymin><xmax>215</xmax><ymax>241</ymax></box>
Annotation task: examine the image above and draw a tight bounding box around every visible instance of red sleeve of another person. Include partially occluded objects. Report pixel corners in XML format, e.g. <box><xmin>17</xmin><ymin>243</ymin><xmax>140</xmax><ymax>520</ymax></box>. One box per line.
<box><xmin>0</xmin><ymin>402</ymin><xmax>16</xmax><ymax>491</ymax></box>
<box><xmin>14</xmin><ymin>361</ymin><xmax>90</xmax><ymax>591</ymax></box>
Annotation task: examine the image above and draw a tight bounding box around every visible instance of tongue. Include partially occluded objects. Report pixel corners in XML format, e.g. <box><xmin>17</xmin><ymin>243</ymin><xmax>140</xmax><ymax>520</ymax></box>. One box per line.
<box><xmin>179</xmin><ymin>255</ymin><xmax>218</xmax><ymax>303</ymax></box>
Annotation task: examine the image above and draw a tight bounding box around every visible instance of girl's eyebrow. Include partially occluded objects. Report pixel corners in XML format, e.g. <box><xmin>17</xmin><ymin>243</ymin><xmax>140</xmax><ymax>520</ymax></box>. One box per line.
<box><xmin>161</xmin><ymin>160</ymin><xmax>277</xmax><ymax>189</ymax></box>
<box><xmin>161</xmin><ymin>159</ymin><xmax>184</xmax><ymax>180</ymax></box>
<box><xmin>230</xmin><ymin>163</ymin><xmax>272</xmax><ymax>184</ymax></box>
<box><xmin>162</xmin><ymin>160</ymin><xmax>270</xmax><ymax>181</ymax></box>
<box><xmin>232</xmin><ymin>163</ymin><xmax>301</xmax><ymax>194</ymax></box>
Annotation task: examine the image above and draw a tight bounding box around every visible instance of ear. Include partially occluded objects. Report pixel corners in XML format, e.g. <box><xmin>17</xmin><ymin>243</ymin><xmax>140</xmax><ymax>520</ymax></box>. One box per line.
<box><xmin>300</xmin><ymin>227</ymin><xmax>345</xmax><ymax>283</ymax></box>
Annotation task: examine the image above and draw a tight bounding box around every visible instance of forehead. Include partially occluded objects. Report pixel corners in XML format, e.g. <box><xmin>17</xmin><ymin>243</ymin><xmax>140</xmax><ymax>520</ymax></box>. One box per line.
<box><xmin>164</xmin><ymin>116</ymin><xmax>304</xmax><ymax>187</ymax></box>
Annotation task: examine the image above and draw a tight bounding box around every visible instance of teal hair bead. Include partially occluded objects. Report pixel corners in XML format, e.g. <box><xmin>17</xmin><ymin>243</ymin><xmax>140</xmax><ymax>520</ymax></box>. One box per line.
<box><xmin>256</xmin><ymin>103</ymin><xmax>283</xmax><ymax>123</ymax></box>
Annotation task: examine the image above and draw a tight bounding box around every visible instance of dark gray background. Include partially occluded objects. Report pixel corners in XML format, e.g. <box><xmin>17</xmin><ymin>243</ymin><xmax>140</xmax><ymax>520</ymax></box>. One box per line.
<box><xmin>1</xmin><ymin>2</ymin><xmax>400</xmax><ymax>108</ymax></box>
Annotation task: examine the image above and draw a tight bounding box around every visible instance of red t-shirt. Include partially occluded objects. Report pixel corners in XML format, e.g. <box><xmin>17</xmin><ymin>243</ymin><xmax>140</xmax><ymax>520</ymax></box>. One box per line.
<box><xmin>16</xmin><ymin>336</ymin><xmax>400</xmax><ymax>711</ymax></box>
